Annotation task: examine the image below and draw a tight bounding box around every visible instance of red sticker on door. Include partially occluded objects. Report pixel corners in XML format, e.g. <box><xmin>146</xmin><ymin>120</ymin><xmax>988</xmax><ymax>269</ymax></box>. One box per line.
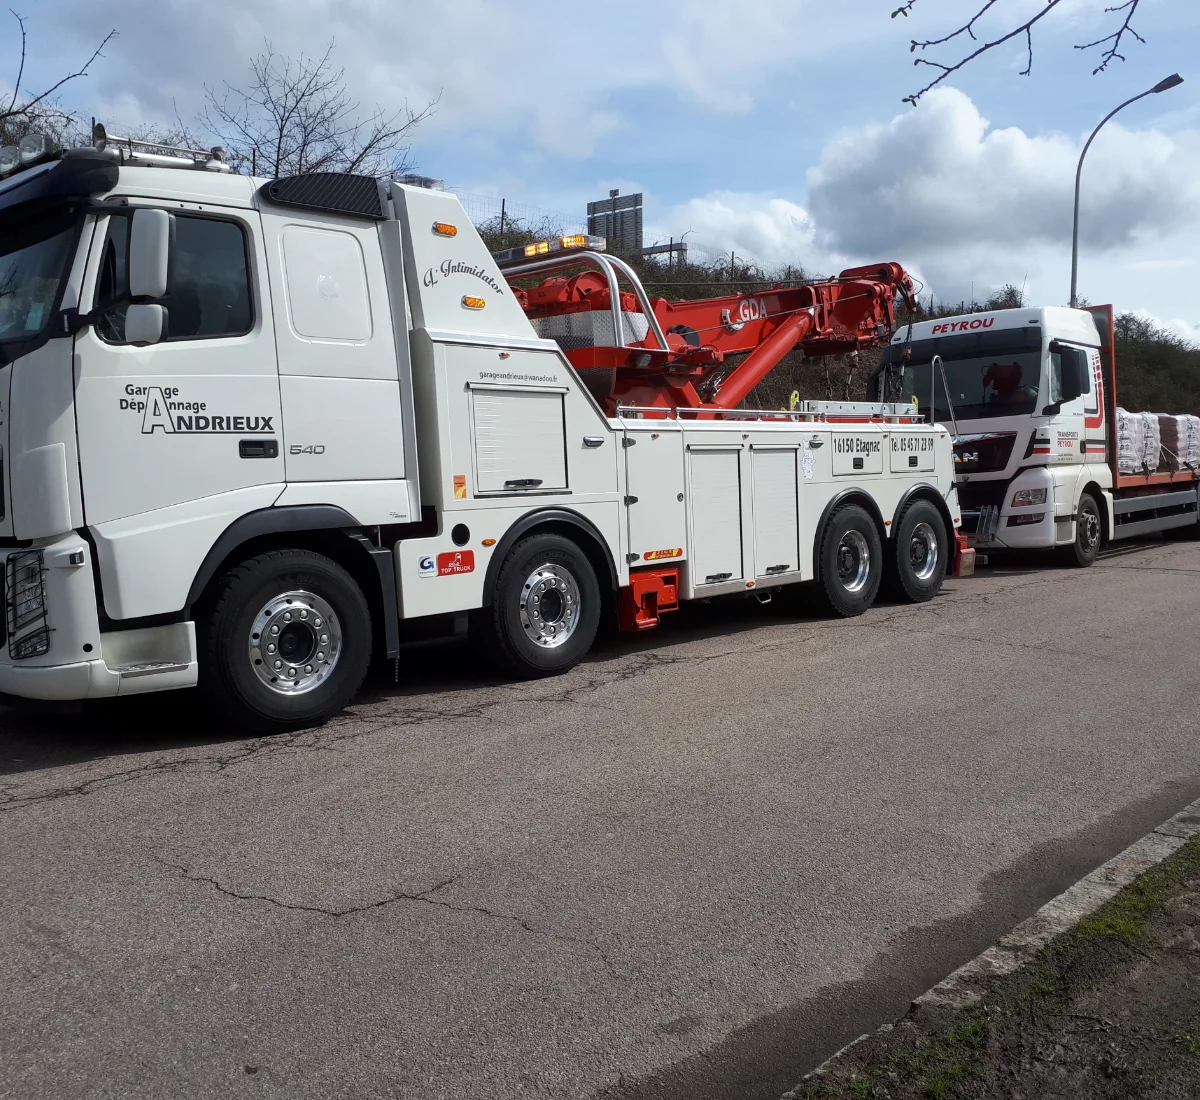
<box><xmin>436</xmin><ymin>550</ymin><xmax>475</xmax><ymax>576</ymax></box>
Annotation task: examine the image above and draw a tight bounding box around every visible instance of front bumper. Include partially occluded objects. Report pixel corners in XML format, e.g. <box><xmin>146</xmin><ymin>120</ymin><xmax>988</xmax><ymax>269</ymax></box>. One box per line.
<box><xmin>0</xmin><ymin>657</ymin><xmax>116</xmax><ymax>701</ymax></box>
<box><xmin>0</xmin><ymin>536</ymin><xmax>197</xmax><ymax>701</ymax></box>
<box><xmin>960</xmin><ymin>468</ymin><xmax>1058</xmax><ymax>550</ymax></box>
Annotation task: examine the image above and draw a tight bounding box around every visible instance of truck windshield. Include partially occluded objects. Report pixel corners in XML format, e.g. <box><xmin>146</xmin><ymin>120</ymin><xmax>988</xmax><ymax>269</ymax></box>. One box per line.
<box><xmin>877</xmin><ymin>326</ymin><xmax>1044</xmax><ymax>422</ymax></box>
<box><xmin>0</xmin><ymin>209</ymin><xmax>77</xmax><ymax>349</ymax></box>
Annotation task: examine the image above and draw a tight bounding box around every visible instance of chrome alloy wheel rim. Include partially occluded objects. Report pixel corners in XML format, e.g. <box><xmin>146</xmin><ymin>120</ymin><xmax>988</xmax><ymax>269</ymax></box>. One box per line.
<box><xmin>519</xmin><ymin>563</ymin><xmax>580</xmax><ymax>649</ymax></box>
<box><xmin>909</xmin><ymin>521</ymin><xmax>939</xmax><ymax>581</ymax></box>
<box><xmin>1080</xmin><ymin>507</ymin><xmax>1100</xmax><ymax>551</ymax></box>
<box><xmin>836</xmin><ymin>530</ymin><xmax>871</xmax><ymax>594</ymax></box>
<box><xmin>249</xmin><ymin>590</ymin><xmax>342</xmax><ymax>695</ymax></box>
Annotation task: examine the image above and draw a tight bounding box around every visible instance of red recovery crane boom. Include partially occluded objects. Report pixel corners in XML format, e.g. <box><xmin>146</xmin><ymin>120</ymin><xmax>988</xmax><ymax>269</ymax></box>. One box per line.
<box><xmin>496</xmin><ymin>239</ymin><xmax>919</xmax><ymax>416</ymax></box>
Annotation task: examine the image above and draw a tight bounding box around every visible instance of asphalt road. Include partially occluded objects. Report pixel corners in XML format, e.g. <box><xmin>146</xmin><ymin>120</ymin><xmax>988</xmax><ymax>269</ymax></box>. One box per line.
<box><xmin>3</xmin><ymin>539</ymin><xmax>1200</xmax><ymax>1100</ymax></box>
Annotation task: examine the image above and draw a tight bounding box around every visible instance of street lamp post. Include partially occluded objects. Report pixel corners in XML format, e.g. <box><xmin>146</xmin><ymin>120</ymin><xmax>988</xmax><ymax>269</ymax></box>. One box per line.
<box><xmin>1070</xmin><ymin>73</ymin><xmax>1184</xmax><ymax>309</ymax></box>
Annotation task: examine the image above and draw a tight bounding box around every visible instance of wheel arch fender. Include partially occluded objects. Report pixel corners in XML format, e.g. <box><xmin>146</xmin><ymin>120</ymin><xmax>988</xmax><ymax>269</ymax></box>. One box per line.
<box><xmin>482</xmin><ymin>507</ymin><xmax>619</xmax><ymax>606</ymax></box>
<box><xmin>813</xmin><ymin>489</ymin><xmax>888</xmax><ymax>577</ymax></box>
<box><xmin>1080</xmin><ymin>480</ymin><xmax>1110</xmax><ymax>544</ymax></box>
<box><xmin>184</xmin><ymin>505</ymin><xmax>401</xmax><ymax>659</ymax></box>
<box><xmin>891</xmin><ymin>483</ymin><xmax>955</xmax><ymax>548</ymax></box>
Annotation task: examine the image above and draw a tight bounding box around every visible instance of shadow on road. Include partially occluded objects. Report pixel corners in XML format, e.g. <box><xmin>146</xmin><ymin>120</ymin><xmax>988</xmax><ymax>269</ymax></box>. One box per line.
<box><xmin>0</xmin><ymin>585</ymin><xmax>834</xmax><ymax>778</ymax></box>
<box><xmin>5</xmin><ymin>537</ymin><xmax>1178</xmax><ymax>776</ymax></box>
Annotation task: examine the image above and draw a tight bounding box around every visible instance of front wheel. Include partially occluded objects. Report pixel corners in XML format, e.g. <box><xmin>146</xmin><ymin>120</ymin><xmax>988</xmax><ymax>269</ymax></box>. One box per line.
<box><xmin>1058</xmin><ymin>492</ymin><xmax>1102</xmax><ymax>568</ymax></box>
<box><xmin>475</xmin><ymin>533</ymin><xmax>601</xmax><ymax>677</ymax></box>
<box><xmin>814</xmin><ymin>504</ymin><xmax>883</xmax><ymax>617</ymax></box>
<box><xmin>200</xmin><ymin>549</ymin><xmax>372</xmax><ymax>732</ymax></box>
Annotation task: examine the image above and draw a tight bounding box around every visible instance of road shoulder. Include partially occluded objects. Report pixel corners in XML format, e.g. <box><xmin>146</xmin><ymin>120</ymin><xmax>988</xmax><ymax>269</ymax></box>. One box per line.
<box><xmin>788</xmin><ymin>800</ymin><xmax>1200</xmax><ymax>1098</ymax></box>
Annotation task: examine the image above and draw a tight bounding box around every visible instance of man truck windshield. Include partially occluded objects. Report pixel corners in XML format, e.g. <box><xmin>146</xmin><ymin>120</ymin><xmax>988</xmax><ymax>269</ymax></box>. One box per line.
<box><xmin>875</xmin><ymin>326</ymin><xmax>1044</xmax><ymax>423</ymax></box>
<box><xmin>0</xmin><ymin>210</ymin><xmax>76</xmax><ymax>346</ymax></box>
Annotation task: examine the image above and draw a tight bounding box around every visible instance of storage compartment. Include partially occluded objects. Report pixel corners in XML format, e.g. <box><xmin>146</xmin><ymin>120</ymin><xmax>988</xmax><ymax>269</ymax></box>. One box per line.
<box><xmin>831</xmin><ymin>431</ymin><xmax>884</xmax><ymax>476</ymax></box>
<box><xmin>889</xmin><ymin>432</ymin><xmax>937</xmax><ymax>473</ymax></box>
<box><xmin>625</xmin><ymin>427</ymin><xmax>686</xmax><ymax>563</ymax></box>
<box><xmin>688</xmin><ymin>447</ymin><xmax>744</xmax><ymax>584</ymax></box>
<box><xmin>471</xmin><ymin>386</ymin><xmax>567</xmax><ymax>493</ymax></box>
<box><xmin>751</xmin><ymin>447</ymin><xmax>799</xmax><ymax>577</ymax></box>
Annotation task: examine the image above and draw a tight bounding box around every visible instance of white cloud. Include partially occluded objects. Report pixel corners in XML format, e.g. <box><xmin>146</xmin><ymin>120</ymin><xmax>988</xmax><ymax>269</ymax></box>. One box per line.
<box><xmin>807</xmin><ymin>87</ymin><xmax>1200</xmax><ymax>258</ymax></box>
<box><xmin>20</xmin><ymin>0</ymin><xmax>892</xmax><ymax>154</ymax></box>
<box><xmin>1130</xmin><ymin>311</ymin><xmax>1200</xmax><ymax>347</ymax></box>
<box><xmin>650</xmin><ymin>192</ymin><xmax>839</xmax><ymax>275</ymax></box>
<box><xmin>649</xmin><ymin>88</ymin><xmax>1200</xmax><ymax>329</ymax></box>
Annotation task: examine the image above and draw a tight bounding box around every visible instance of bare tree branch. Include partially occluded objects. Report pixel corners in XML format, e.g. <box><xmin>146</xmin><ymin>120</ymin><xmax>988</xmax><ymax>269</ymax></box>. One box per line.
<box><xmin>1076</xmin><ymin>0</ymin><xmax>1145</xmax><ymax>74</ymax></box>
<box><xmin>5</xmin><ymin>9</ymin><xmax>26</xmax><ymax>118</ymax></box>
<box><xmin>0</xmin><ymin>12</ymin><xmax>116</xmax><ymax>126</ymax></box>
<box><xmin>200</xmin><ymin>40</ymin><xmax>439</xmax><ymax>178</ymax></box>
<box><xmin>896</xmin><ymin>0</ymin><xmax>1148</xmax><ymax>105</ymax></box>
<box><xmin>1</xmin><ymin>10</ymin><xmax>116</xmax><ymax>148</ymax></box>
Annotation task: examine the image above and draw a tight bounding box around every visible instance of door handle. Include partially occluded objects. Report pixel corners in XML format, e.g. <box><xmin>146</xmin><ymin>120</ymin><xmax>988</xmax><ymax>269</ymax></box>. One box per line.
<box><xmin>583</xmin><ymin>436</ymin><xmax>605</xmax><ymax>448</ymax></box>
<box><xmin>239</xmin><ymin>439</ymin><xmax>279</xmax><ymax>459</ymax></box>
<box><xmin>504</xmin><ymin>478</ymin><xmax>544</xmax><ymax>489</ymax></box>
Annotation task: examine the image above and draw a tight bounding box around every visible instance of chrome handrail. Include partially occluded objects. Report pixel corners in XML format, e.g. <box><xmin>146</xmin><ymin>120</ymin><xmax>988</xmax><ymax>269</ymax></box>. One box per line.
<box><xmin>498</xmin><ymin>250</ymin><xmax>670</xmax><ymax>352</ymax></box>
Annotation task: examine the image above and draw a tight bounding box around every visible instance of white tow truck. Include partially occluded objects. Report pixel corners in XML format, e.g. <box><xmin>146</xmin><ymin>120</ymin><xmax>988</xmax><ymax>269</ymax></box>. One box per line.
<box><xmin>0</xmin><ymin>130</ymin><xmax>959</xmax><ymax>728</ymax></box>
<box><xmin>871</xmin><ymin>305</ymin><xmax>1200</xmax><ymax>565</ymax></box>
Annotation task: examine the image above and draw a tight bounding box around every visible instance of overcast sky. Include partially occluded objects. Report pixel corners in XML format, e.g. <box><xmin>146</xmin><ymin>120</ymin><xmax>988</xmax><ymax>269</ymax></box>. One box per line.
<box><xmin>10</xmin><ymin>0</ymin><xmax>1199</xmax><ymax>334</ymax></box>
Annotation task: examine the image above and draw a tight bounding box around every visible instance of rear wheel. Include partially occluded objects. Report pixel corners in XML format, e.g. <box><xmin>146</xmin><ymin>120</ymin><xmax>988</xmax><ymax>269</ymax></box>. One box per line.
<box><xmin>1058</xmin><ymin>492</ymin><xmax>1102</xmax><ymax>567</ymax></box>
<box><xmin>475</xmin><ymin>533</ymin><xmax>600</xmax><ymax>677</ymax></box>
<box><xmin>815</xmin><ymin>504</ymin><xmax>883</xmax><ymax>617</ymax></box>
<box><xmin>886</xmin><ymin>499</ymin><xmax>948</xmax><ymax>603</ymax></box>
<box><xmin>200</xmin><ymin>549</ymin><xmax>372</xmax><ymax>732</ymax></box>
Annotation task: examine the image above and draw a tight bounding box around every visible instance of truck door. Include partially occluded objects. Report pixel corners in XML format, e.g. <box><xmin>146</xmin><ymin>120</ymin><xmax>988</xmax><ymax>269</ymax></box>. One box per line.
<box><xmin>260</xmin><ymin>211</ymin><xmax>409</xmax><ymax>521</ymax></box>
<box><xmin>622</xmin><ymin>421</ymin><xmax>686</xmax><ymax>564</ymax></box>
<box><xmin>1048</xmin><ymin>341</ymin><xmax>1092</xmax><ymax>464</ymax></box>
<box><xmin>75</xmin><ymin>207</ymin><xmax>284</xmax><ymax>530</ymax></box>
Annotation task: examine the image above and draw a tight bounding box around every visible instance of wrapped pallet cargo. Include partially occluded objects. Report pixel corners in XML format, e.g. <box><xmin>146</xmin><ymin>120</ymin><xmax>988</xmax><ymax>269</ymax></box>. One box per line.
<box><xmin>1159</xmin><ymin>414</ymin><xmax>1188</xmax><ymax>472</ymax></box>
<box><xmin>1116</xmin><ymin>407</ymin><xmax>1145</xmax><ymax>474</ymax></box>
<box><xmin>1186</xmin><ymin>415</ymin><xmax>1200</xmax><ymax>471</ymax></box>
<box><xmin>1143</xmin><ymin>412</ymin><xmax>1162</xmax><ymax>472</ymax></box>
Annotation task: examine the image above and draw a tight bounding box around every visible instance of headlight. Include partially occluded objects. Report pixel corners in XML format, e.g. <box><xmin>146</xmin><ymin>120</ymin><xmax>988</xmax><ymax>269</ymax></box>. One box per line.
<box><xmin>5</xmin><ymin>550</ymin><xmax>49</xmax><ymax>659</ymax></box>
<box><xmin>1011</xmin><ymin>488</ymin><xmax>1048</xmax><ymax>507</ymax></box>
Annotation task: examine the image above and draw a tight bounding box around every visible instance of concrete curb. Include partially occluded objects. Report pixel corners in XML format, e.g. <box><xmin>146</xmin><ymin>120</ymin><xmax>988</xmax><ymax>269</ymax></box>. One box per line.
<box><xmin>787</xmin><ymin>795</ymin><xmax>1200</xmax><ymax>1093</ymax></box>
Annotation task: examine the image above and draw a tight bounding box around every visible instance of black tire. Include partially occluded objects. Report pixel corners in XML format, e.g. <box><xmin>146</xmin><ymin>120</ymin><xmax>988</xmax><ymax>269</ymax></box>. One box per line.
<box><xmin>475</xmin><ymin>533</ymin><xmax>601</xmax><ymax>677</ymax></box>
<box><xmin>814</xmin><ymin>504</ymin><xmax>883</xmax><ymax>617</ymax></box>
<box><xmin>200</xmin><ymin>549</ymin><xmax>372</xmax><ymax>732</ymax></box>
<box><xmin>1058</xmin><ymin>492</ymin><xmax>1102</xmax><ymax>567</ymax></box>
<box><xmin>885</xmin><ymin>499</ymin><xmax>948</xmax><ymax>603</ymax></box>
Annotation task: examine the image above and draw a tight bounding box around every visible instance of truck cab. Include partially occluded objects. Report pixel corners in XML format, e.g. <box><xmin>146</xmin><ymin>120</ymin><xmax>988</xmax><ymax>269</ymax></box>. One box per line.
<box><xmin>871</xmin><ymin>304</ymin><xmax>1200</xmax><ymax>565</ymax></box>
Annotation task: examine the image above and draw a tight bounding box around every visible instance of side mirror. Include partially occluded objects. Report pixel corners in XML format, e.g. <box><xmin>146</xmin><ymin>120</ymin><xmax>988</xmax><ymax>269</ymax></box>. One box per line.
<box><xmin>129</xmin><ymin>208</ymin><xmax>173</xmax><ymax>299</ymax></box>
<box><xmin>1050</xmin><ymin>343</ymin><xmax>1086</xmax><ymax>405</ymax></box>
<box><xmin>125</xmin><ymin>304</ymin><xmax>167</xmax><ymax>346</ymax></box>
<box><xmin>1060</xmin><ymin>353</ymin><xmax>1085</xmax><ymax>403</ymax></box>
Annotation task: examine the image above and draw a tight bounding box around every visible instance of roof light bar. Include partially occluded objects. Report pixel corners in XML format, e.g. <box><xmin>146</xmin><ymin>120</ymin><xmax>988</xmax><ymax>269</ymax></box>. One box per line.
<box><xmin>91</xmin><ymin>122</ymin><xmax>232</xmax><ymax>173</ymax></box>
<box><xmin>492</xmin><ymin>234</ymin><xmax>606</xmax><ymax>269</ymax></box>
<box><xmin>0</xmin><ymin>130</ymin><xmax>62</xmax><ymax>180</ymax></box>
<box><xmin>19</xmin><ymin>132</ymin><xmax>59</xmax><ymax>165</ymax></box>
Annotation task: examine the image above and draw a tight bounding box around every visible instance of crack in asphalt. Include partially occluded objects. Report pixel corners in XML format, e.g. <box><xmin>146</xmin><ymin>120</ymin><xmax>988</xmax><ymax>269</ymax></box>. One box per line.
<box><xmin>150</xmin><ymin>855</ymin><xmax>622</xmax><ymax>976</ymax></box>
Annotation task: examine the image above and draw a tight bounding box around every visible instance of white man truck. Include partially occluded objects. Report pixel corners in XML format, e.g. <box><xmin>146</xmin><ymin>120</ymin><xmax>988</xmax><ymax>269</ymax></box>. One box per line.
<box><xmin>0</xmin><ymin>131</ymin><xmax>959</xmax><ymax>729</ymax></box>
<box><xmin>871</xmin><ymin>305</ymin><xmax>1200</xmax><ymax>566</ymax></box>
